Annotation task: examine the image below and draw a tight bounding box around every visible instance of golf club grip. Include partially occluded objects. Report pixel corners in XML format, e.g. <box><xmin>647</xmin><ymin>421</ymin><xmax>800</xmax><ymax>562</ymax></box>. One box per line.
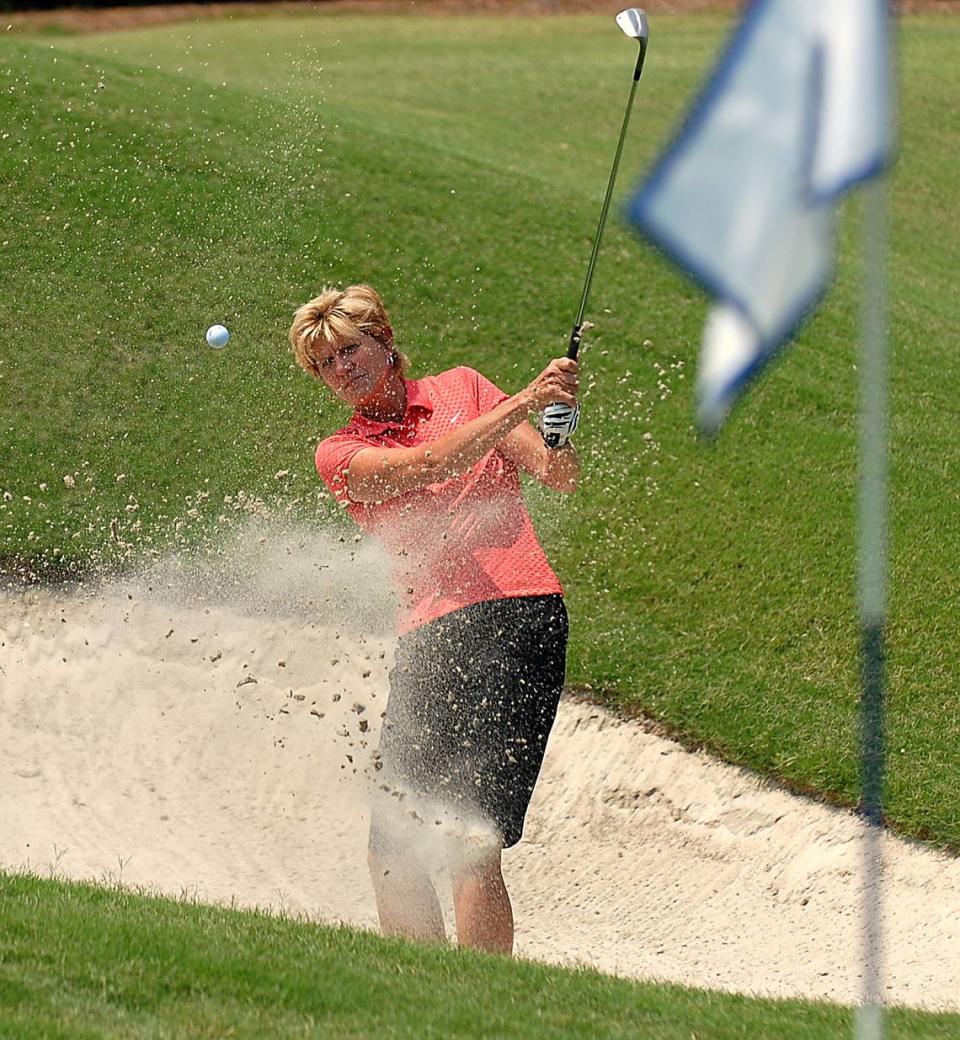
<box><xmin>567</xmin><ymin>324</ymin><xmax>583</xmax><ymax>360</ymax></box>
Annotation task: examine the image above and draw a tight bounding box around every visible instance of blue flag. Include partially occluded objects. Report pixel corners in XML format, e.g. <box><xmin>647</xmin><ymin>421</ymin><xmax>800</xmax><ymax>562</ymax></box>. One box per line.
<box><xmin>627</xmin><ymin>0</ymin><xmax>892</xmax><ymax>433</ymax></box>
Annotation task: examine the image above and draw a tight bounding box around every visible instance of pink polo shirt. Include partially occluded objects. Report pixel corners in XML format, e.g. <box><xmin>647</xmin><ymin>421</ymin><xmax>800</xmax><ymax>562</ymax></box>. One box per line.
<box><xmin>315</xmin><ymin>366</ymin><xmax>563</xmax><ymax>634</ymax></box>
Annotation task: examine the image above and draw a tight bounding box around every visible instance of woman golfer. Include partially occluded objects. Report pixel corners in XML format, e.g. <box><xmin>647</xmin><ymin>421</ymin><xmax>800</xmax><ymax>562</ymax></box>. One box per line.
<box><xmin>289</xmin><ymin>284</ymin><xmax>579</xmax><ymax>954</ymax></box>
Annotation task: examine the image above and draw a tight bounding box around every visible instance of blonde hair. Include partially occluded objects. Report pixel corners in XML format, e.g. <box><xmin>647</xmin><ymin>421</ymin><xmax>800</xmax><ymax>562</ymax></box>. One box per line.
<box><xmin>289</xmin><ymin>284</ymin><xmax>408</xmax><ymax>379</ymax></box>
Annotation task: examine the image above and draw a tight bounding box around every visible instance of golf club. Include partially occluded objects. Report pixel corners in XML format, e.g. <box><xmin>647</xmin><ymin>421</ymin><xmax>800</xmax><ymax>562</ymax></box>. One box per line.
<box><xmin>540</xmin><ymin>8</ymin><xmax>649</xmax><ymax>449</ymax></box>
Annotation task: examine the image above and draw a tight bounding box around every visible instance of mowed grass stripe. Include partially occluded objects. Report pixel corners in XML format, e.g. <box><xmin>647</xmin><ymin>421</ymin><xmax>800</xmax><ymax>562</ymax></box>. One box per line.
<box><xmin>54</xmin><ymin>13</ymin><xmax>715</xmax><ymax>196</ymax></box>
<box><xmin>1</xmin><ymin>14</ymin><xmax>959</xmax><ymax>848</ymax></box>
<box><xmin>2</xmin><ymin>872</ymin><xmax>959</xmax><ymax>1039</ymax></box>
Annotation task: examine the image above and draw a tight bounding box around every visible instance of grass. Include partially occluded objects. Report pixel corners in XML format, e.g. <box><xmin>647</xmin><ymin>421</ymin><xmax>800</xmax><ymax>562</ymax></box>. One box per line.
<box><xmin>2</xmin><ymin>871</ymin><xmax>959</xmax><ymax>1039</ymax></box>
<box><xmin>1</xmin><ymin>7</ymin><xmax>958</xmax><ymax>850</ymax></box>
<box><xmin>2</xmin><ymin>10</ymin><xmax>960</xmax><ymax>1035</ymax></box>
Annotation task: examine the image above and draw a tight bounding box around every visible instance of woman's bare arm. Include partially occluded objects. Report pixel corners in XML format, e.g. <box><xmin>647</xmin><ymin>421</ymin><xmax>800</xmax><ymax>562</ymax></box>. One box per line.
<box><xmin>498</xmin><ymin>420</ymin><xmax>580</xmax><ymax>494</ymax></box>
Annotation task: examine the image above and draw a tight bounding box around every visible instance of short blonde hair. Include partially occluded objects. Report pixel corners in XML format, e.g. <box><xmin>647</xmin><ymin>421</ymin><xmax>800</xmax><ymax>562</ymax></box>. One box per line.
<box><xmin>289</xmin><ymin>284</ymin><xmax>407</xmax><ymax>379</ymax></box>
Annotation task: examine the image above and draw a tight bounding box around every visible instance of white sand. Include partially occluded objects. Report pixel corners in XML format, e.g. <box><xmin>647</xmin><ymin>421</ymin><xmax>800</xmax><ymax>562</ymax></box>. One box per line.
<box><xmin>2</xmin><ymin>540</ymin><xmax>958</xmax><ymax>1012</ymax></box>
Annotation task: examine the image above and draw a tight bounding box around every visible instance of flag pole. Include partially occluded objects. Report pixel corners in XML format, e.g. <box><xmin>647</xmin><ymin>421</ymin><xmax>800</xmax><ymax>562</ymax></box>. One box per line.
<box><xmin>855</xmin><ymin>172</ymin><xmax>889</xmax><ymax>1040</ymax></box>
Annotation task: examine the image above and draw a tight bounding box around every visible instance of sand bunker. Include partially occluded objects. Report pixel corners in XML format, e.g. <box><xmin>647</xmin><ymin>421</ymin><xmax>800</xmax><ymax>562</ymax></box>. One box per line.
<box><xmin>2</xmin><ymin>533</ymin><xmax>958</xmax><ymax>1012</ymax></box>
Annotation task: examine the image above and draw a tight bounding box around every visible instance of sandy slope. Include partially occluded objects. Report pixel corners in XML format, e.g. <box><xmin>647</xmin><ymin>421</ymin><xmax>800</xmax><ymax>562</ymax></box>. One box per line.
<box><xmin>1</xmin><ymin>535</ymin><xmax>958</xmax><ymax>1012</ymax></box>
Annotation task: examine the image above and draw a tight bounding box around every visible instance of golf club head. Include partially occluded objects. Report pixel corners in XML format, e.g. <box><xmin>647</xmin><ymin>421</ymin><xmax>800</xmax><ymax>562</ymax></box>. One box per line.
<box><xmin>616</xmin><ymin>8</ymin><xmax>649</xmax><ymax>42</ymax></box>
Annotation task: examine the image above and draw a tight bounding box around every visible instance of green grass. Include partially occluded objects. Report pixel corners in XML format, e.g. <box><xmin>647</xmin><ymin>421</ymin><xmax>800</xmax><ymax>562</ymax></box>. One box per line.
<box><xmin>2</xmin><ymin>871</ymin><xmax>958</xmax><ymax>1039</ymax></box>
<box><xmin>1</xmin><ymin>9</ymin><xmax>959</xmax><ymax>855</ymax></box>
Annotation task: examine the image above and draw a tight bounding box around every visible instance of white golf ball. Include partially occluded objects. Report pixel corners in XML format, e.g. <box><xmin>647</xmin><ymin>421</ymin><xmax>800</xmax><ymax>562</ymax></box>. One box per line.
<box><xmin>205</xmin><ymin>324</ymin><xmax>230</xmax><ymax>349</ymax></box>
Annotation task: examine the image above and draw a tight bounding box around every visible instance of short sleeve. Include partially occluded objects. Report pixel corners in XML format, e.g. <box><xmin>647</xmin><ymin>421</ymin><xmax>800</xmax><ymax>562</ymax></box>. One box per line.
<box><xmin>471</xmin><ymin>368</ymin><xmax>509</xmax><ymax>416</ymax></box>
<box><xmin>315</xmin><ymin>432</ymin><xmax>371</xmax><ymax>506</ymax></box>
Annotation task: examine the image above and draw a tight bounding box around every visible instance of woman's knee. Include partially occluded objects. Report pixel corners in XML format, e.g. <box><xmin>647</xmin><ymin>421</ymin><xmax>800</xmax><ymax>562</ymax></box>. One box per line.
<box><xmin>368</xmin><ymin>834</ymin><xmax>429</xmax><ymax>883</ymax></box>
<box><xmin>451</xmin><ymin>845</ymin><xmax>504</xmax><ymax>892</ymax></box>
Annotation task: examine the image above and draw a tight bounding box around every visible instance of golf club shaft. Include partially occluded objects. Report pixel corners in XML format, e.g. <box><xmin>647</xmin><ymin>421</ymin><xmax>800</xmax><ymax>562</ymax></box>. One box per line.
<box><xmin>568</xmin><ymin>38</ymin><xmax>648</xmax><ymax>360</ymax></box>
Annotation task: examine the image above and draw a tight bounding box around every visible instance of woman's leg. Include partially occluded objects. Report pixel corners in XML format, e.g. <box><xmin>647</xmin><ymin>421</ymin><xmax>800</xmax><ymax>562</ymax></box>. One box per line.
<box><xmin>368</xmin><ymin>841</ymin><xmax>446</xmax><ymax>943</ymax></box>
<box><xmin>451</xmin><ymin>848</ymin><xmax>514</xmax><ymax>955</ymax></box>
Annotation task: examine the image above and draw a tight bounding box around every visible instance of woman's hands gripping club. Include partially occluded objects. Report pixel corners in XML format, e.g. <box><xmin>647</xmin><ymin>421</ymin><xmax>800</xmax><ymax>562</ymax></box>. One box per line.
<box><xmin>526</xmin><ymin>358</ymin><xmax>580</xmax><ymax>450</ymax></box>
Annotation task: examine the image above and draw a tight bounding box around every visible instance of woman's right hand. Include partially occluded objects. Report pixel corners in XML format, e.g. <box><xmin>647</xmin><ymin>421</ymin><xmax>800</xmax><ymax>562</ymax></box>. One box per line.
<box><xmin>525</xmin><ymin>358</ymin><xmax>579</xmax><ymax>411</ymax></box>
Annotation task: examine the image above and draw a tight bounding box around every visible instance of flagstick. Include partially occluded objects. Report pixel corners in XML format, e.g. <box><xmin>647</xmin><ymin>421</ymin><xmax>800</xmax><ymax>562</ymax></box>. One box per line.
<box><xmin>855</xmin><ymin>175</ymin><xmax>888</xmax><ymax>1040</ymax></box>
